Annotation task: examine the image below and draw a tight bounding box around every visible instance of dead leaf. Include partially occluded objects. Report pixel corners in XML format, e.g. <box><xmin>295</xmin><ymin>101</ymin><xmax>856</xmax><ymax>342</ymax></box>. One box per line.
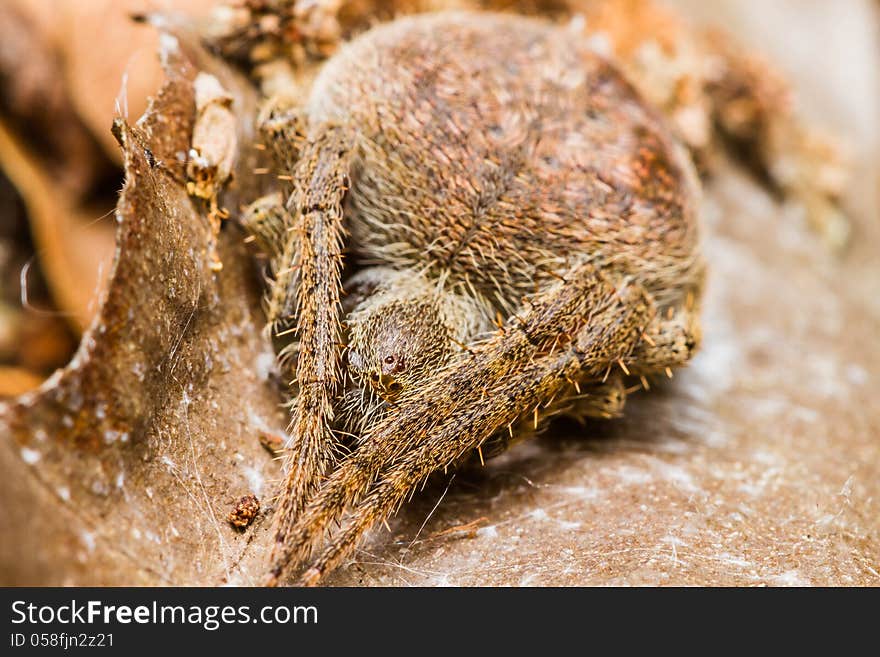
<box><xmin>0</xmin><ymin>28</ymin><xmax>285</xmax><ymax>585</ymax></box>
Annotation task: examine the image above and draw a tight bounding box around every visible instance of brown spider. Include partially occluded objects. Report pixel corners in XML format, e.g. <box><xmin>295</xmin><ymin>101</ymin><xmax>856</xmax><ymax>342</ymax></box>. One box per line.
<box><xmin>237</xmin><ymin>9</ymin><xmax>845</xmax><ymax>586</ymax></box>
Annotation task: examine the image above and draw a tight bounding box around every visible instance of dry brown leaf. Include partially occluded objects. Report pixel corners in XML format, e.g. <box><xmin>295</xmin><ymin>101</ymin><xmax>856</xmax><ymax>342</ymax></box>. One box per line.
<box><xmin>0</xmin><ymin>29</ymin><xmax>285</xmax><ymax>585</ymax></box>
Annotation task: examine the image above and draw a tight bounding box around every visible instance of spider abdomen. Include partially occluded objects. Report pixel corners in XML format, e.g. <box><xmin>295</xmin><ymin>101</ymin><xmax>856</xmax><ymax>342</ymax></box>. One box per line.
<box><xmin>307</xmin><ymin>10</ymin><xmax>701</xmax><ymax>307</ymax></box>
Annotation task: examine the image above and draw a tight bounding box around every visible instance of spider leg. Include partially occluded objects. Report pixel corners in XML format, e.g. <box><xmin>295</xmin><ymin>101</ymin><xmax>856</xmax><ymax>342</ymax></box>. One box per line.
<box><xmin>266</xmin><ymin>261</ymin><xmax>655</xmax><ymax>584</ymax></box>
<box><xmin>630</xmin><ymin>303</ymin><xmax>701</xmax><ymax>375</ymax></box>
<box><xmin>258</xmin><ymin>97</ymin><xmax>308</xmax><ymax>172</ymax></box>
<box><xmin>241</xmin><ymin>192</ymin><xmax>287</xmax><ymax>261</ymax></box>
<box><xmin>701</xmin><ymin>31</ymin><xmax>849</xmax><ymax>247</ymax></box>
<box><xmin>240</xmin><ymin>193</ymin><xmax>303</xmax><ymax>339</ymax></box>
<box><xmin>566</xmin><ymin>375</ymin><xmax>628</xmax><ymax>421</ymax></box>
<box><xmin>478</xmin><ymin>298</ymin><xmax>703</xmax><ymax>459</ymax></box>
<box><xmin>252</xmin><ymin>102</ymin><xmax>310</xmax><ymax>333</ymax></box>
<box><xmin>269</xmin><ymin>122</ymin><xmax>355</xmax><ymax>568</ymax></box>
<box><xmin>470</xmin><ymin>373</ymin><xmax>626</xmax><ymax>462</ymax></box>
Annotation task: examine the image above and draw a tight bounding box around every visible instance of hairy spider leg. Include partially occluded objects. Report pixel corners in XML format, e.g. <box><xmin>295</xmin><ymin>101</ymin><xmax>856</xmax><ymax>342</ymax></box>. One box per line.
<box><xmin>240</xmin><ymin>192</ymin><xmax>302</xmax><ymax>339</ymax></box>
<box><xmin>478</xmin><ymin>298</ymin><xmax>702</xmax><ymax>459</ymax></box>
<box><xmin>254</xmin><ymin>103</ymin><xmax>309</xmax><ymax>333</ymax></box>
<box><xmin>269</xmin><ymin>122</ymin><xmax>354</xmax><ymax>568</ymax></box>
<box><xmin>241</xmin><ymin>192</ymin><xmax>287</xmax><ymax>261</ymax></box>
<box><xmin>630</xmin><ymin>304</ymin><xmax>701</xmax><ymax>375</ymax></box>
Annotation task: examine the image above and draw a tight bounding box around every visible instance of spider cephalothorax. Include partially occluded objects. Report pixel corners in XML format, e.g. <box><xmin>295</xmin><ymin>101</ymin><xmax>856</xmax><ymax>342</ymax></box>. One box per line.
<box><xmin>343</xmin><ymin>268</ymin><xmax>491</xmax><ymax>403</ymax></box>
<box><xmin>236</xmin><ymin>8</ymin><xmax>843</xmax><ymax>585</ymax></box>
<box><xmin>325</xmin><ymin>267</ymin><xmax>493</xmax><ymax>441</ymax></box>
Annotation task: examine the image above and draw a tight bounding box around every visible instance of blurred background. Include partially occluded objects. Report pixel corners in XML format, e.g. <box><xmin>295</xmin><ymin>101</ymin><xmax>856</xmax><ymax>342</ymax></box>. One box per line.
<box><xmin>0</xmin><ymin>0</ymin><xmax>218</xmax><ymax>396</ymax></box>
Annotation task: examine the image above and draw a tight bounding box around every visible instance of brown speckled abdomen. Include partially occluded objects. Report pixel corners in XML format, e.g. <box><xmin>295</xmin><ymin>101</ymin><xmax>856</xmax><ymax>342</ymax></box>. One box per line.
<box><xmin>307</xmin><ymin>11</ymin><xmax>702</xmax><ymax>307</ymax></box>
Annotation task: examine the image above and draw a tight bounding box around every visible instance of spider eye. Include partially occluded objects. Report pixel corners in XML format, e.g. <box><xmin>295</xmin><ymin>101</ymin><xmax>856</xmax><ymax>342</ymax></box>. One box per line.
<box><xmin>384</xmin><ymin>355</ymin><xmax>395</xmax><ymax>365</ymax></box>
<box><xmin>370</xmin><ymin>373</ymin><xmax>380</xmax><ymax>382</ymax></box>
